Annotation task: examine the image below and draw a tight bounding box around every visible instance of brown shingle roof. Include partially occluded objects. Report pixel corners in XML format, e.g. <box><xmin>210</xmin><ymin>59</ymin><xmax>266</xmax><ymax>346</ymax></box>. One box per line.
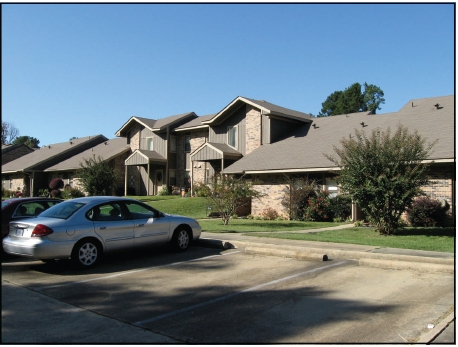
<box><xmin>224</xmin><ymin>95</ymin><xmax>454</xmax><ymax>174</ymax></box>
<box><xmin>2</xmin><ymin>135</ymin><xmax>108</xmax><ymax>173</ymax></box>
<box><xmin>45</xmin><ymin>138</ymin><xmax>130</xmax><ymax>171</ymax></box>
<box><xmin>115</xmin><ymin>113</ymin><xmax>197</xmax><ymax>136</ymax></box>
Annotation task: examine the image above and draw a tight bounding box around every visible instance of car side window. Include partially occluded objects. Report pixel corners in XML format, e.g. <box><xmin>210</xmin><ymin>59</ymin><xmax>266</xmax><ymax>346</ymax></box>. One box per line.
<box><xmin>124</xmin><ymin>202</ymin><xmax>159</xmax><ymax>220</ymax></box>
<box><xmin>88</xmin><ymin>203</ymin><xmax>126</xmax><ymax>222</ymax></box>
<box><xmin>13</xmin><ymin>202</ymin><xmax>45</xmax><ymax>217</ymax></box>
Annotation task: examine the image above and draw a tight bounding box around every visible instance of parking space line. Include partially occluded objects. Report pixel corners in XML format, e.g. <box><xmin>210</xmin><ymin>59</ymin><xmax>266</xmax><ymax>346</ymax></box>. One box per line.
<box><xmin>35</xmin><ymin>251</ymin><xmax>241</xmax><ymax>291</ymax></box>
<box><xmin>134</xmin><ymin>260</ymin><xmax>348</xmax><ymax>326</ymax></box>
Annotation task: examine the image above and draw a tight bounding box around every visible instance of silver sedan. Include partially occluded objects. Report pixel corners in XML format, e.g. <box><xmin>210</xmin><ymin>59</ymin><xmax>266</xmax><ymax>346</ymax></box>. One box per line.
<box><xmin>3</xmin><ymin>196</ymin><xmax>202</xmax><ymax>269</ymax></box>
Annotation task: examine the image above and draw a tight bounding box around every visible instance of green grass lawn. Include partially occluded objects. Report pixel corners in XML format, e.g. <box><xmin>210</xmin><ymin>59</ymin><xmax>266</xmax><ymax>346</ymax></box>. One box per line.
<box><xmin>128</xmin><ymin>195</ymin><xmax>455</xmax><ymax>253</ymax></box>
<box><xmin>252</xmin><ymin>227</ymin><xmax>455</xmax><ymax>253</ymax></box>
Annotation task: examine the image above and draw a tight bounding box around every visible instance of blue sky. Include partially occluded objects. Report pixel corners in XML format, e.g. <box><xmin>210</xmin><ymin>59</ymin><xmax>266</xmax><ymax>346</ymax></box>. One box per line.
<box><xmin>2</xmin><ymin>3</ymin><xmax>455</xmax><ymax>146</ymax></box>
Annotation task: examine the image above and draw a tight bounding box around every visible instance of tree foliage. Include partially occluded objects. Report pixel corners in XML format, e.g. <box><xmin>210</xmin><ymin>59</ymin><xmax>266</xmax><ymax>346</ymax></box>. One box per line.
<box><xmin>78</xmin><ymin>155</ymin><xmax>120</xmax><ymax>196</ymax></box>
<box><xmin>200</xmin><ymin>174</ymin><xmax>265</xmax><ymax>225</ymax></box>
<box><xmin>318</xmin><ymin>82</ymin><xmax>385</xmax><ymax>117</ymax></box>
<box><xmin>281</xmin><ymin>175</ymin><xmax>318</xmax><ymax>220</ymax></box>
<box><xmin>13</xmin><ymin>135</ymin><xmax>40</xmax><ymax>148</ymax></box>
<box><xmin>326</xmin><ymin>124</ymin><xmax>436</xmax><ymax>235</ymax></box>
<box><xmin>1</xmin><ymin>121</ymin><xmax>20</xmax><ymax>145</ymax></box>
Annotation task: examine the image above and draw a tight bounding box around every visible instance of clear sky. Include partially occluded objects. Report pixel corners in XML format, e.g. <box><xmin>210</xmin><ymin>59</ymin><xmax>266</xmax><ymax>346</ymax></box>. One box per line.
<box><xmin>2</xmin><ymin>3</ymin><xmax>455</xmax><ymax>146</ymax></box>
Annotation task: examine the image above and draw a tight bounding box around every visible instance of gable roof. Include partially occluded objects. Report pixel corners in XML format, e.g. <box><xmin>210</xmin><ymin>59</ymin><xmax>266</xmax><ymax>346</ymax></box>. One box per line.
<box><xmin>2</xmin><ymin>144</ymin><xmax>35</xmax><ymax>165</ymax></box>
<box><xmin>44</xmin><ymin>138</ymin><xmax>130</xmax><ymax>172</ymax></box>
<box><xmin>115</xmin><ymin>112</ymin><xmax>197</xmax><ymax>137</ymax></box>
<box><xmin>203</xmin><ymin>96</ymin><xmax>313</xmax><ymax>126</ymax></box>
<box><xmin>2</xmin><ymin>135</ymin><xmax>108</xmax><ymax>173</ymax></box>
<box><xmin>224</xmin><ymin>95</ymin><xmax>455</xmax><ymax>174</ymax></box>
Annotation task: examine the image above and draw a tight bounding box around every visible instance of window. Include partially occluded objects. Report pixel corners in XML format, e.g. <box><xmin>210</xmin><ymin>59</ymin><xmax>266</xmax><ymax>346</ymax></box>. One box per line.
<box><xmin>146</xmin><ymin>137</ymin><xmax>153</xmax><ymax>151</ymax></box>
<box><xmin>228</xmin><ymin>126</ymin><xmax>237</xmax><ymax>148</ymax></box>
<box><xmin>170</xmin><ymin>136</ymin><xmax>177</xmax><ymax>152</ymax></box>
<box><xmin>124</xmin><ymin>201</ymin><xmax>160</xmax><ymax>219</ymax></box>
<box><xmin>169</xmin><ymin>170</ymin><xmax>177</xmax><ymax>186</ymax></box>
<box><xmin>325</xmin><ymin>177</ymin><xmax>339</xmax><ymax>198</ymax></box>
<box><xmin>185</xmin><ymin>135</ymin><xmax>191</xmax><ymax>152</ymax></box>
<box><xmin>87</xmin><ymin>203</ymin><xmax>126</xmax><ymax>221</ymax></box>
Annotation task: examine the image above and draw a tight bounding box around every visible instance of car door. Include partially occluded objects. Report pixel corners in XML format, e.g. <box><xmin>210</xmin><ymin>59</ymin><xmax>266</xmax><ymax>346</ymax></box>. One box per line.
<box><xmin>89</xmin><ymin>202</ymin><xmax>134</xmax><ymax>252</ymax></box>
<box><xmin>124</xmin><ymin>201</ymin><xmax>170</xmax><ymax>247</ymax></box>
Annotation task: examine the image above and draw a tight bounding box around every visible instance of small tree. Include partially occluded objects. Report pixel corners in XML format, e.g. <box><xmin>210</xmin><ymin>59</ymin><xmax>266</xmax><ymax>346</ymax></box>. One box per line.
<box><xmin>281</xmin><ymin>175</ymin><xmax>318</xmax><ymax>220</ymax></box>
<box><xmin>78</xmin><ymin>155</ymin><xmax>120</xmax><ymax>196</ymax></box>
<box><xmin>326</xmin><ymin>124</ymin><xmax>436</xmax><ymax>235</ymax></box>
<box><xmin>201</xmin><ymin>174</ymin><xmax>265</xmax><ymax>225</ymax></box>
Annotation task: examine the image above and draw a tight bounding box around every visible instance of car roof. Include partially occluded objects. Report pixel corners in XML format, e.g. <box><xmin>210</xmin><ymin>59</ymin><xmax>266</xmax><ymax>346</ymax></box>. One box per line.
<box><xmin>2</xmin><ymin>197</ymin><xmax>62</xmax><ymax>204</ymax></box>
<box><xmin>64</xmin><ymin>196</ymin><xmax>138</xmax><ymax>204</ymax></box>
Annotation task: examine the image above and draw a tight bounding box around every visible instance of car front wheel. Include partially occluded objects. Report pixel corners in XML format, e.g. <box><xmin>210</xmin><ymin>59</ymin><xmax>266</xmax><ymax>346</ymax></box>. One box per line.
<box><xmin>71</xmin><ymin>239</ymin><xmax>101</xmax><ymax>269</ymax></box>
<box><xmin>171</xmin><ymin>228</ymin><xmax>191</xmax><ymax>252</ymax></box>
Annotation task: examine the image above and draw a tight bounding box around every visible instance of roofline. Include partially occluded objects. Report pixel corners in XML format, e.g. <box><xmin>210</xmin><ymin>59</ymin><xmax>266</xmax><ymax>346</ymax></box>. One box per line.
<box><xmin>175</xmin><ymin>125</ymin><xmax>209</xmax><ymax>132</ymax></box>
<box><xmin>202</xmin><ymin>96</ymin><xmax>312</xmax><ymax>125</ymax></box>
<box><xmin>115</xmin><ymin>116</ymin><xmax>154</xmax><ymax>137</ymax></box>
<box><xmin>202</xmin><ymin>97</ymin><xmax>265</xmax><ymax>125</ymax></box>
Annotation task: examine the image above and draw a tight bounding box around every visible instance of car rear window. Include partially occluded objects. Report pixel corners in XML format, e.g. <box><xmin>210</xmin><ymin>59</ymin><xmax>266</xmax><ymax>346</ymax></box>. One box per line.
<box><xmin>39</xmin><ymin>201</ymin><xmax>86</xmax><ymax>219</ymax></box>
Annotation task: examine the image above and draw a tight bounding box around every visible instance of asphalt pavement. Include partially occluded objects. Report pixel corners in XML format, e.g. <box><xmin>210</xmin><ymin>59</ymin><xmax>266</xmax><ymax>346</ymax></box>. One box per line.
<box><xmin>2</xmin><ymin>224</ymin><xmax>454</xmax><ymax>344</ymax></box>
<box><xmin>196</xmin><ymin>224</ymin><xmax>455</xmax><ymax>343</ymax></box>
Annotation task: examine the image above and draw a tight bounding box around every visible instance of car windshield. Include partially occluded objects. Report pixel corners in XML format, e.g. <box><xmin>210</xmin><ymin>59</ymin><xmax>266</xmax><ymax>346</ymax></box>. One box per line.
<box><xmin>39</xmin><ymin>201</ymin><xmax>86</xmax><ymax>219</ymax></box>
<box><xmin>2</xmin><ymin>201</ymin><xmax>12</xmax><ymax>209</ymax></box>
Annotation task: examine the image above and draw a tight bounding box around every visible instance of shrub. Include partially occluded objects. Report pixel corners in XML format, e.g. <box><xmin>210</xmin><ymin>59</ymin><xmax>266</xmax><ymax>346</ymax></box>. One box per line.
<box><xmin>158</xmin><ymin>186</ymin><xmax>170</xmax><ymax>196</ymax></box>
<box><xmin>61</xmin><ymin>187</ymin><xmax>85</xmax><ymax>199</ymax></box>
<box><xmin>304</xmin><ymin>190</ymin><xmax>333</xmax><ymax>221</ymax></box>
<box><xmin>282</xmin><ymin>176</ymin><xmax>318</xmax><ymax>220</ymax></box>
<box><xmin>50</xmin><ymin>189</ymin><xmax>62</xmax><ymax>198</ymax></box>
<box><xmin>406</xmin><ymin>196</ymin><xmax>450</xmax><ymax>227</ymax></box>
<box><xmin>2</xmin><ymin>189</ymin><xmax>14</xmax><ymax>198</ymax></box>
<box><xmin>37</xmin><ymin>189</ymin><xmax>50</xmax><ymax>197</ymax></box>
<box><xmin>260</xmin><ymin>208</ymin><xmax>279</xmax><ymax>220</ymax></box>
<box><xmin>329</xmin><ymin>194</ymin><xmax>352</xmax><ymax>222</ymax></box>
<box><xmin>193</xmin><ymin>182</ymin><xmax>211</xmax><ymax>197</ymax></box>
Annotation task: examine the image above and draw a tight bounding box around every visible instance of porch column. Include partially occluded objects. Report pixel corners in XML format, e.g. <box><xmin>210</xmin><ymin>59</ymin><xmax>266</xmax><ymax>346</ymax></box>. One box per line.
<box><xmin>147</xmin><ymin>163</ymin><xmax>150</xmax><ymax>196</ymax></box>
<box><xmin>124</xmin><ymin>166</ymin><xmax>128</xmax><ymax>196</ymax></box>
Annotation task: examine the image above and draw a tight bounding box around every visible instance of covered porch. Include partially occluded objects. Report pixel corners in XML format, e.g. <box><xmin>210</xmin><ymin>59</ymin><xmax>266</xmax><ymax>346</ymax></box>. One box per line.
<box><xmin>124</xmin><ymin>150</ymin><xmax>167</xmax><ymax>196</ymax></box>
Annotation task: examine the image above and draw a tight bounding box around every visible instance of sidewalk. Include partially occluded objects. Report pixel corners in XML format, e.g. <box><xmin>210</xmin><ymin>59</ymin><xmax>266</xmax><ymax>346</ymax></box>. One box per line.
<box><xmin>197</xmin><ymin>224</ymin><xmax>455</xmax><ymax>273</ymax></box>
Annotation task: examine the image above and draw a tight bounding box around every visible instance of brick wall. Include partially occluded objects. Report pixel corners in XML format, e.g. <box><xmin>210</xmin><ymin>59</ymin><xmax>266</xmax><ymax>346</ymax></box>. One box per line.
<box><xmin>190</xmin><ymin>130</ymin><xmax>207</xmax><ymax>184</ymax></box>
<box><xmin>252</xmin><ymin>174</ymin><xmax>289</xmax><ymax>219</ymax></box>
<box><xmin>246</xmin><ymin>106</ymin><xmax>262</xmax><ymax>155</ymax></box>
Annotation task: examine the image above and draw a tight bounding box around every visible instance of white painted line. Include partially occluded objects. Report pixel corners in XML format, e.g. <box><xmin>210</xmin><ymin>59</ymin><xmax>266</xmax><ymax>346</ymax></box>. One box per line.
<box><xmin>35</xmin><ymin>251</ymin><xmax>241</xmax><ymax>291</ymax></box>
<box><xmin>134</xmin><ymin>260</ymin><xmax>348</xmax><ymax>326</ymax></box>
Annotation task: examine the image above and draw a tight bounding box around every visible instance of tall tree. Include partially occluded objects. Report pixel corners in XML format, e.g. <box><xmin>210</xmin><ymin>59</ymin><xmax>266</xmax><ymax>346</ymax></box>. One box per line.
<box><xmin>326</xmin><ymin>124</ymin><xmax>436</xmax><ymax>235</ymax></box>
<box><xmin>1</xmin><ymin>121</ymin><xmax>20</xmax><ymax>145</ymax></box>
<box><xmin>12</xmin><ymin>136</ymin><xmax>40</xmax><ymax>148</ymax></box>
<box><xmin>318</xmin><ymin>82</ymin><xmax>385</xmax><ymax>117</ymax></box>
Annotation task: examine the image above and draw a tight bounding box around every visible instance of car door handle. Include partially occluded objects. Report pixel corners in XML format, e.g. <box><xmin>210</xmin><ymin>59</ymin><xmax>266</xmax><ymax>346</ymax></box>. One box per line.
<box><xmin>136</xmin><ymin>224</ymin><xmax>144</xmax><ymax>227</ymax></box>
<box><xmin>98</xmin><ymin>226</ymin><xmax>106</xmax><ymax>230</ymax></box>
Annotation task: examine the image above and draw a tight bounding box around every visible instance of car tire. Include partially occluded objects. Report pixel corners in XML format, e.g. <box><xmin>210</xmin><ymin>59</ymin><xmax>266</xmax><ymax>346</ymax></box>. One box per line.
<box><xmin>171</xmin><ymin>227</ymin><xmax>191</xmax><ymax>252</ymax></box>
<box><xmin>71</xmin><ymin>239</ymin><xmax>101</xmax><ymax>269</ymax></box>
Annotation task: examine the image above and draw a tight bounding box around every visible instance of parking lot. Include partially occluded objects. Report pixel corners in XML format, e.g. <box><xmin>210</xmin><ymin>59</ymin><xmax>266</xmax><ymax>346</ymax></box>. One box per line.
<box><xmin>2</xmin><ymin>244</ymin><xmax>454</xmax><ymax>343</ymax></box>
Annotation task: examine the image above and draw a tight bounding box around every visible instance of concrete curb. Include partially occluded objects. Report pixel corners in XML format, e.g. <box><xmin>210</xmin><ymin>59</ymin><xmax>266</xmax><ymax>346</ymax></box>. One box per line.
<box><xmin>417</xmin><ymin>312</ymin><xmax>455</xmax><ymax>343</ymax></box>
<box><xmin>196</xmin><ymin>238</ymin><xmax>455</xmax><ymax>273</ymax></box>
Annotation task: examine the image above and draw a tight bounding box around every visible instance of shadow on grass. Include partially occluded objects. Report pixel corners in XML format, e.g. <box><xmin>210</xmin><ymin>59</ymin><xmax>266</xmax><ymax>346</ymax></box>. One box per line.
<box><xmin>394</xmin><ymin>227</ymin><xmax>455</xmax><ymax>237</ymax></box>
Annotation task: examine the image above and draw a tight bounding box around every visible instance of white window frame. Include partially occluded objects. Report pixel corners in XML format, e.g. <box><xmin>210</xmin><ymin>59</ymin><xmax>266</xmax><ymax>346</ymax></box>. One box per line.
<box><xmin>227</xmin><ymin>125</ymin><xmax>238</xmax><ymax>148</ymax></box>
<box><xmin>146</xmin><ymin>137</ymin><xmax>154</xmax><ymax>151</ymax></box>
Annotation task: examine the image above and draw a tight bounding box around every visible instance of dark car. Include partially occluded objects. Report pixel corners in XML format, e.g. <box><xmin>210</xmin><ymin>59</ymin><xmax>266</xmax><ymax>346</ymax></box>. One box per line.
<box><xmin>1</xmin><ymin>197</ymin><xmax>62</xmax><ymax>239</ymax></box>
